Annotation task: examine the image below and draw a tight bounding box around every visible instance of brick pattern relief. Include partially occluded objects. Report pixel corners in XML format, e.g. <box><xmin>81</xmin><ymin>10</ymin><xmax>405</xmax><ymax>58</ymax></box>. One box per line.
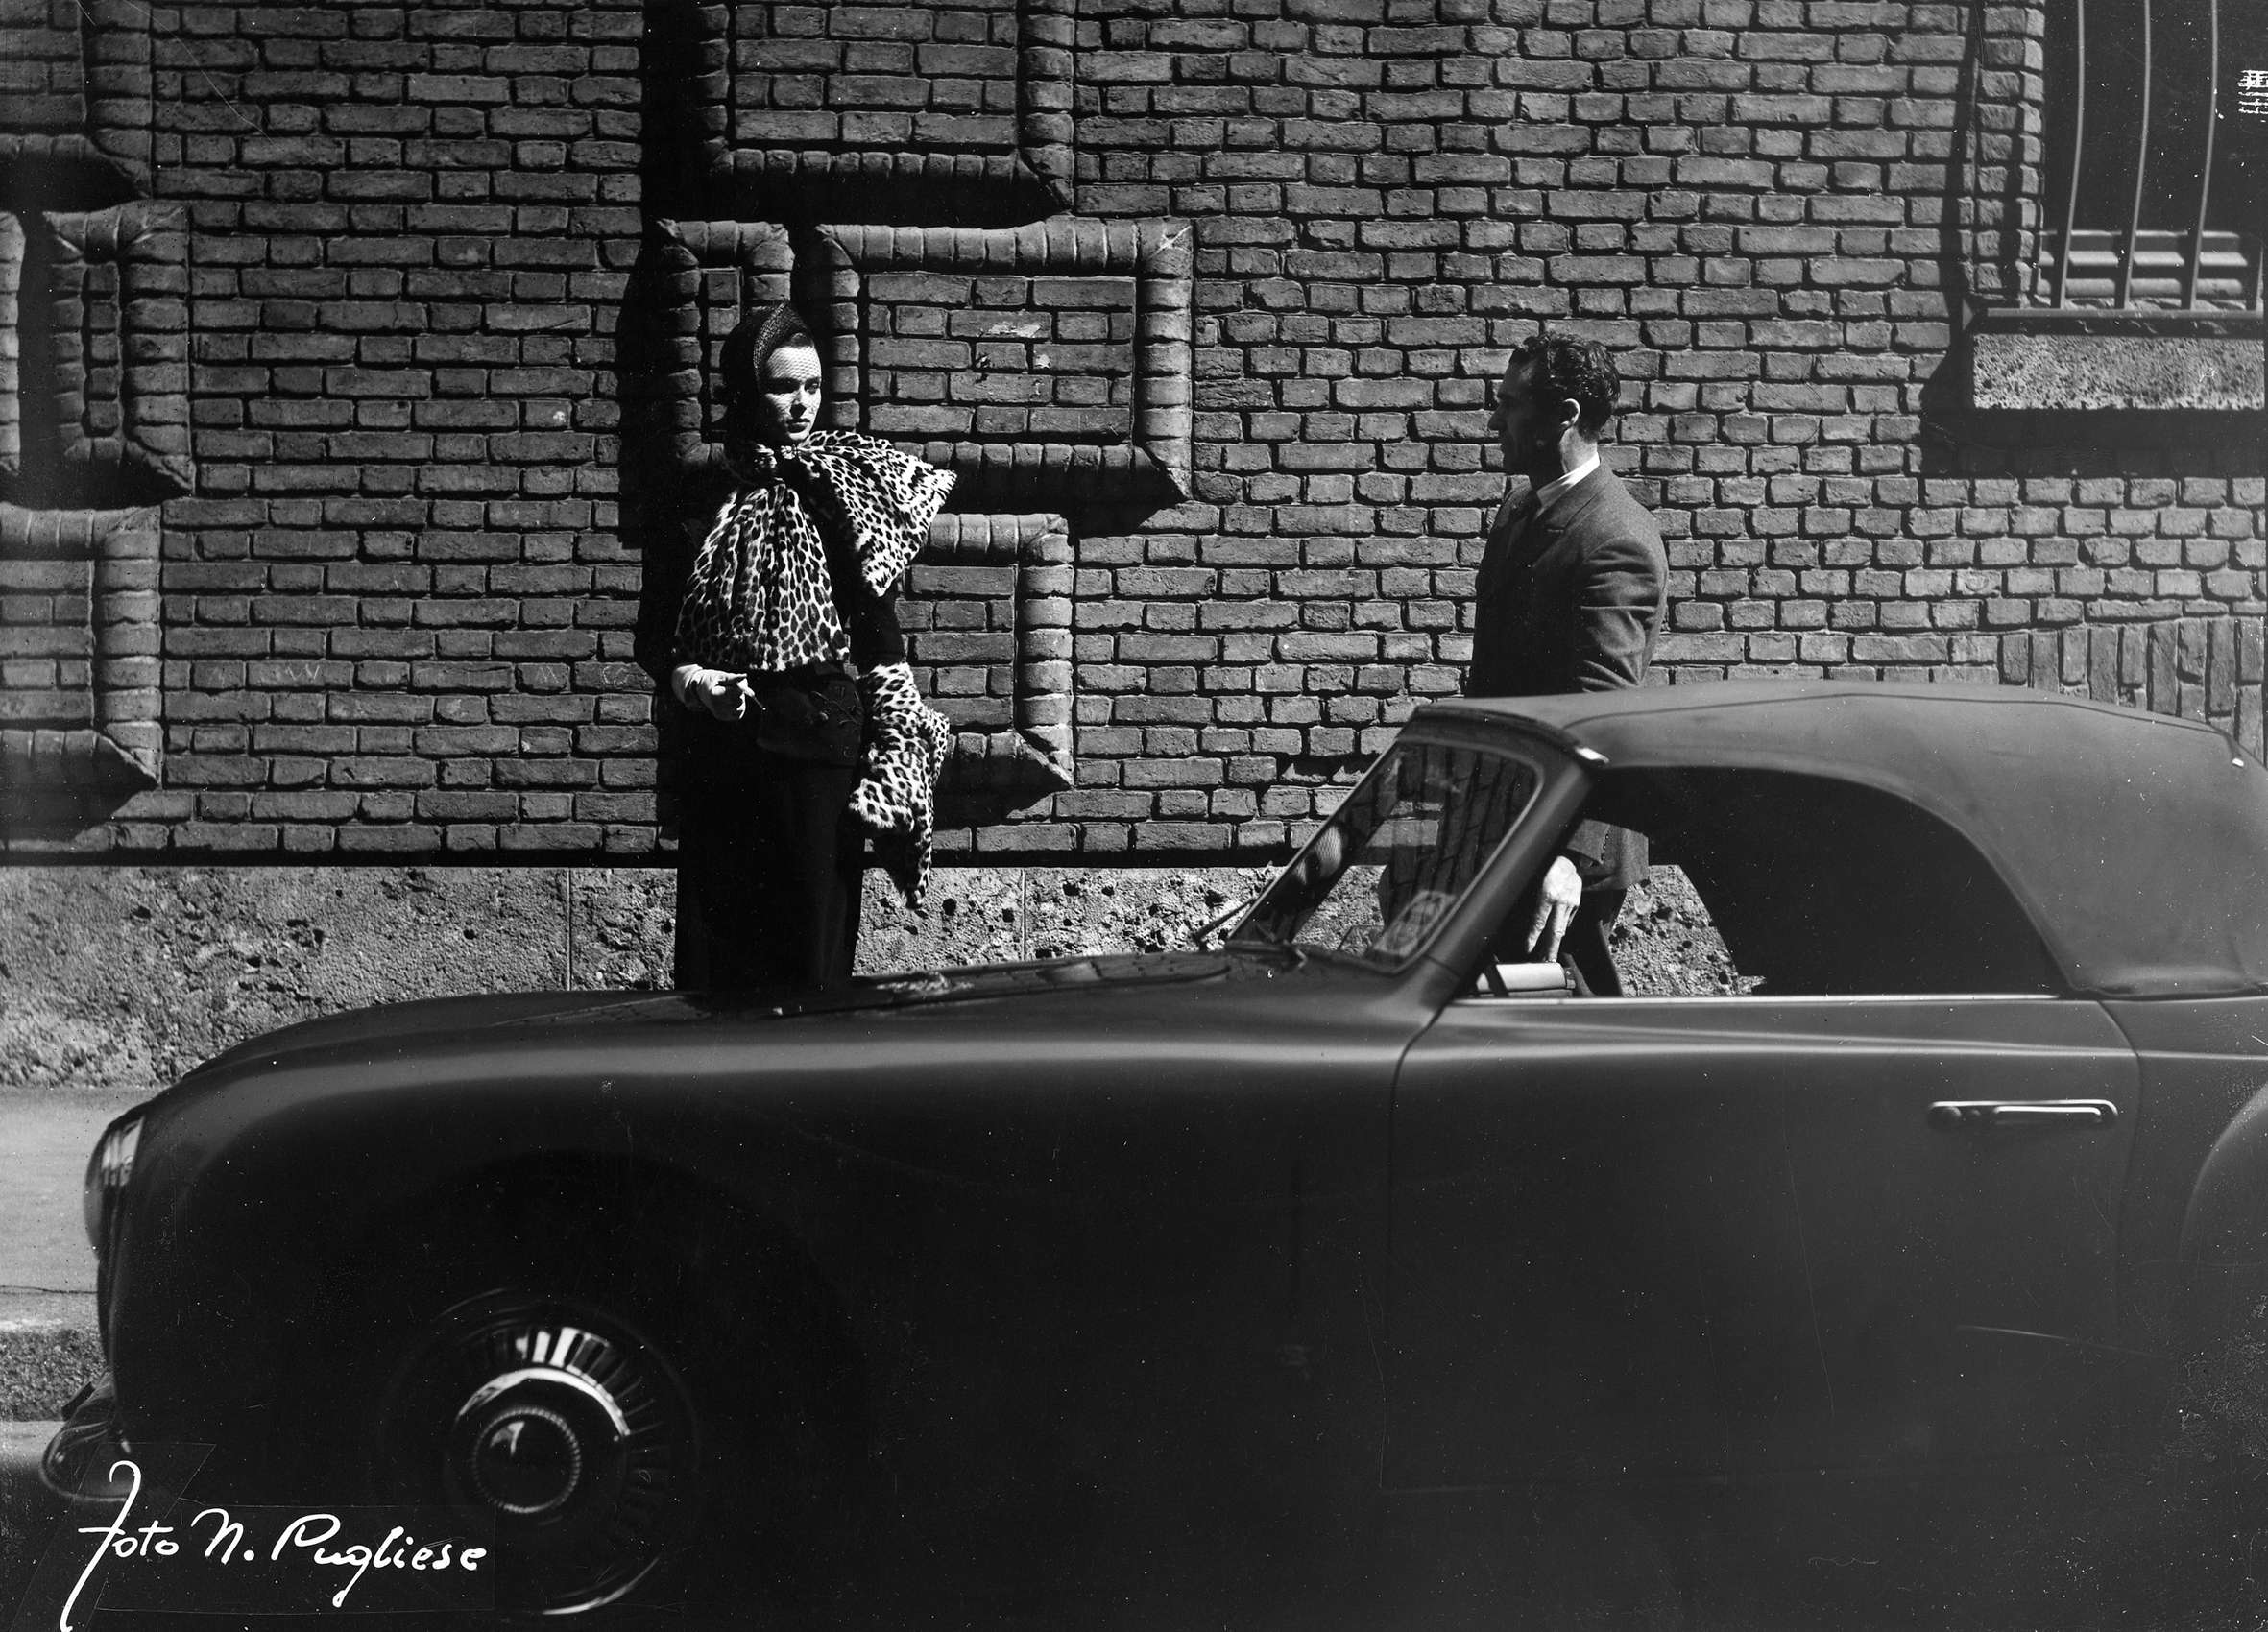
<box><xmin>1952</xmin><ymin>1</ymin><xmax>2041</xmax><ymax>309</ymax></box>
<box><xmin>0</xmin><ymin>502</ymin><xmax>162</xmax><ymax>809</ymax></box>
<box><xmin>625</xmin><ymin>216</ymin><xmax>795</xmax><ymax>476</ymax></box>
<box><xmin>0</xmin><ymin>200</ymin><xmax>193</xmax><ymax>505</ymax></box>
<box><xmin>0</xmin><ymin>0</ymin><xmax>2257</xmax><ymax>859</ymax></box>
<box><xmin>908</xmin><ymin>512</ymin><xmax>1075</xmax><ymax>820</ymax></box>
<box><xmin>630</xmin><ymin>4</ymin><xmax>1191</xmax><ymax>831</ymax></box>
<box><xmin>0</xmin><ymin>0</ymin><xmax>179</xmax><ymax>829</ymax></box>
<box><xmin>44</xmin><ymin>203</ymin><xmax>194</xmax><ymax>499</ymax></box>
<box><xmin>814</xmin><ymin>219</ymin><xmax>1194</xmax><ymax>507</ymax></box>
<box><xmin>629</xmin><ymin>216</ymin><xmax>1194</xmax><ymax>510</ymax></box>
<box><xmin>619</xmin><ymin>223</ymin><xmax>1095</xmax><ymax>813</ymax></box>
<box><xmin>0</xmin><ymin>0</ymin><xmax>154</xmax><ymax>202</ymax></box>
<box><xmin>645</xmin><ymin>0</ymin><xmax>1074</xmax><ymax>223</ymax></box>
<box><xmin>0</xmin><ymin>208</ymin><xmax>18</xmax><ymax>478</ymax></box>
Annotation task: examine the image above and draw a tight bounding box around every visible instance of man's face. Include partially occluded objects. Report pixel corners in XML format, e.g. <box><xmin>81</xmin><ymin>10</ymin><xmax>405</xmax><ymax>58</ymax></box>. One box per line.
<box><xmin>1487</xmin><ymin>359</ymin><xmax>1572</xmax><ymax>479</ymax></box>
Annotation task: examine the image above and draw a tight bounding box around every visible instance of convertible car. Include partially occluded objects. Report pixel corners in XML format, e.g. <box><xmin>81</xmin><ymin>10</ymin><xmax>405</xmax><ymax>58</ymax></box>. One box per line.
<box><xmin>44</xmin><ymin>681</ymin><xmax>2268</xmax><ymax>1627</ymax></box>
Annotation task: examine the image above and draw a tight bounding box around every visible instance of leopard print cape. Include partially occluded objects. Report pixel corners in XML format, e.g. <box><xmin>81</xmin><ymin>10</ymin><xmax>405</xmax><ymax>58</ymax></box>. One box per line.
<box><xmin>851</xmin><ymin>660</ymin><xmax>954</xmax><ymax>908</ymax></box>
<box><xmin>674</xmin><ymin>431</ymin><xmax>954</xmax><ymax>676</ymax></box>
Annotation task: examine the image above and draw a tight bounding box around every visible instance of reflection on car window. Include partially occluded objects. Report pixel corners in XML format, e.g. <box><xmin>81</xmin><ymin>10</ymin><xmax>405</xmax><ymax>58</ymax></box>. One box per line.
<box><xmin>1237</xmin><ymin>740</ymin><xmax>1539</xmax><ymax>968</ymax></box>
<box><xmin>1579</xmin><ymin>768</ymin><xmax>2061</xmax><ymax>997</ymax></box>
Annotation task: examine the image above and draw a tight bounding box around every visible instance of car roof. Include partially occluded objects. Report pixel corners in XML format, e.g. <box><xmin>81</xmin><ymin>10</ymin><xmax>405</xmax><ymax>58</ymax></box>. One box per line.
<box><xmin>1418</xmin><ymin>680</ymin><xmax>2268</xmax><ymax>999</ymax></box>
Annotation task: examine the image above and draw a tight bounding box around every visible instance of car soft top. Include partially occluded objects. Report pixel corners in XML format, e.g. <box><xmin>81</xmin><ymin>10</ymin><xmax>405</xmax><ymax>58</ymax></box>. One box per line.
<box><xmin>1424</xmin><ymin>680</ymin><xmax>2268</xmax><ymax>1000</ymax></box>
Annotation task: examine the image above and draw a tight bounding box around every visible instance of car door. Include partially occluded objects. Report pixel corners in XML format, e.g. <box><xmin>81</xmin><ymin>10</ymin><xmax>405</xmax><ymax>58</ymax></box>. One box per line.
<box><xmin>1381</xmin><ymin>765</ymin><xmax>2142</xmax><ymax>1489</ymax></box>
<box><xmin>1385</xmin><ymin>994</ymin><xmax>2138</xmax><ymax>1488</ymax></box>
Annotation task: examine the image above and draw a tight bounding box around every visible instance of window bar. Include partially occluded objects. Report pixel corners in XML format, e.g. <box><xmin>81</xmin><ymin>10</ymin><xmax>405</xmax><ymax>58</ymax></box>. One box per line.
<box><xmin>2115</xmin><ymin>0</ymin><xmax>2152</xmax><ymax>307</ymax></box>
<box><xmin>2184</xmin><ymin>0</ymin><xmax>2217</xmax><ymax>308</ymax></box>
<box><xmin>2054</xmin><ymin>0</ymin><xmax>2086</xmax><ymax>307</ymax></box>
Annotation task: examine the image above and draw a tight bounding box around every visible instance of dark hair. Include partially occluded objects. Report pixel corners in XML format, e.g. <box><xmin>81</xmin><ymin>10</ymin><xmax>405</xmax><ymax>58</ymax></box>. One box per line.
<box><xmin>1508</xmin><ymin>333</ymin><xmax>1621</xmax><ymax>435</ymax></box>
<box><xmin>718</xmin><ymin>301</ymin><xmax>816</xmax><ymax>404</ymax></box>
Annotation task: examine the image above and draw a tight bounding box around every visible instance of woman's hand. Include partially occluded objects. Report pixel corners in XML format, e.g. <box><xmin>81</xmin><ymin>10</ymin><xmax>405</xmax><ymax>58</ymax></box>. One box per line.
<box><xmin>672</xmin><ymin>663</ymin><xmax>752</xmax><ymax>721</ymax></box>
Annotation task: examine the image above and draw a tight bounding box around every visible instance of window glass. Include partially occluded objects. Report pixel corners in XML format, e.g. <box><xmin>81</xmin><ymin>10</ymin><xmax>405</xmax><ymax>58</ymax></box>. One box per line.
<box><xmin>1575</xmin><ymin>768</ymin><xmax>2062</xmax><ymax>997</ymax></box>
<box><xmin>1236</xmin><ymin>739</ymin><xmax>1539</xmax><ymax>969</ymax></box>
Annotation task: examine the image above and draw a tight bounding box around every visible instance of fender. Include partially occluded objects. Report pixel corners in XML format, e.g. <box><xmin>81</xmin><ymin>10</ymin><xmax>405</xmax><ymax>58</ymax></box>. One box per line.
<box><xmin>2174</xmin><ymin>1073</ymin><xmax>2268</xmax><ymax>1347</ymax></box>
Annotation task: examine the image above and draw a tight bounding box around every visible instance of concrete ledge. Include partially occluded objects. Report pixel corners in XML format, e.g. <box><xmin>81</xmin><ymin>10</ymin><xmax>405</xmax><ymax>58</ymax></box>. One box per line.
<box><xmin>0</xmin><ymin>864</ymin><xmax>1279</xmax><ymax>1094</ymax></box>
<box><xmin>1971</xmin><ymin>330</ymin><xmax>2265</xmax><ymax>412</ymax></box>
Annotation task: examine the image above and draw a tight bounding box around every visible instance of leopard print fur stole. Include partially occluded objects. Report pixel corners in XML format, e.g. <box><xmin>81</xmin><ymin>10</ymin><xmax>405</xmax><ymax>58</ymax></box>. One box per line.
<box><xmin>675</xmin><ymin>432</ymin><xmax>954</xmax><ymax>676</ymax></box>
<box><xmin>850</xmin><ymin>660</ymin><xmax>954</xmax><ymax>908</ymax></box>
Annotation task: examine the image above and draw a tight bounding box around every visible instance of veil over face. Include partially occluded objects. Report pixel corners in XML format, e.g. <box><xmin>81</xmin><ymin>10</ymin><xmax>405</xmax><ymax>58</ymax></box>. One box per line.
<box><xmin>721</xmin><ymin>303</ymin><xmax>823</xmax><ymax>450</ymax></box>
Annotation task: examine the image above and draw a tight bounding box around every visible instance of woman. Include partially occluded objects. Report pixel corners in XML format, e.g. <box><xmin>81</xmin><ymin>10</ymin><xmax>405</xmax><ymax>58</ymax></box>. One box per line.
<box><xmin>664</xmin><ymin>302</ymin><xmax>954</xmax><ymax>992</ymax></box>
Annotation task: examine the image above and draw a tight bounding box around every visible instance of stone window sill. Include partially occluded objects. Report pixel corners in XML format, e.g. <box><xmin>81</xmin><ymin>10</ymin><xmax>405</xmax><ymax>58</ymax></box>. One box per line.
<box><xmin>1967</xmin><ymin>307</ymin><xmax>2264</xmax><ymax>413</ymax></box>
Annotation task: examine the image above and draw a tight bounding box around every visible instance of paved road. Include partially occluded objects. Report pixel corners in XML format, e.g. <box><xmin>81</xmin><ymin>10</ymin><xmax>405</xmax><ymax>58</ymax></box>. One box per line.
<box><xmin>0</xmin><ymin>1091</ymin><xmax>147</xmax><ymax>1426</ymax></box>
<box><xmin>0</xmin><ymin>1090</ymin><xmax>145</xmax><ymax>1308</ymax></box>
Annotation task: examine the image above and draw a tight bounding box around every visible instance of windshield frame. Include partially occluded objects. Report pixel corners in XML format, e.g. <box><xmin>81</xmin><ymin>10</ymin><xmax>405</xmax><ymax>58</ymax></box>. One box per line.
<box><xmin>1226</xmin><ymin>724</ymin><xmax>1556</xmax><ymax>974</ymax></box>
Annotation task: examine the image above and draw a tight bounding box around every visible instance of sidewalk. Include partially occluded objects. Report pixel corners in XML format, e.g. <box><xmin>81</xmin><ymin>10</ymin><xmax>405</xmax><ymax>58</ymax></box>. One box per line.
<box><xmin>0</xmin><ymin>1090</ymin><xmax>146</xmax><ymax>1420</ymax></box>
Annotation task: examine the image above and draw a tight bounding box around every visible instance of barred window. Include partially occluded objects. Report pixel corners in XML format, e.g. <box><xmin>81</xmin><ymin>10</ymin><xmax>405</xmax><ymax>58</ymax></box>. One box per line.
<box><xmin>2041</xmin><ymin>0</ymin><xmax>2265</xmax><ymax>309</ymax></box>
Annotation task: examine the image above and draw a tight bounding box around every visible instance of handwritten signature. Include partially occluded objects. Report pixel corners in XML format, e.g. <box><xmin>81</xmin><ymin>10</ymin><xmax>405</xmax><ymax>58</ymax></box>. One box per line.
<box><xmin>60</xmin><ymin>1458</ymin><xmax>489</xmax><ymax>1628</ymax></box>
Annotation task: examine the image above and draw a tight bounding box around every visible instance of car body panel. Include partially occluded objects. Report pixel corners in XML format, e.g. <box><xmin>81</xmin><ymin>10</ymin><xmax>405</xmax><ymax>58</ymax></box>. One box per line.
<box><xmin>2111</xmin><ymin>998</ymin><xmax>2268</xmax><ymax>1341</ymax></box>
<box><xmin>106</xmin><ymin>961</ymin><xmax>1417</xmax><ymax>1505</ymax></box>
<box><xmin>1388</xmin><ymin>996</ymin><xmax>2139</xmax><ymax>1487</ymax></box>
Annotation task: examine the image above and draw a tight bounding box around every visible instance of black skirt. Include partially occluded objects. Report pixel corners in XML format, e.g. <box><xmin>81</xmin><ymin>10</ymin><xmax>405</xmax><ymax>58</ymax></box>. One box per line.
<box><xmin>673</xmin><ymin>666</ymin><xmax>865</xmax><ymax>993</ymax></box>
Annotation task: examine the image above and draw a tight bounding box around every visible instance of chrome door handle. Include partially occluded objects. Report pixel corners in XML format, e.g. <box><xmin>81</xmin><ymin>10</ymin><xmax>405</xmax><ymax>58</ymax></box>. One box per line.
<box><xmin>1928</xmin><ymin>1099</ymin><xmax>2118</xmax><ymax>1132</ymax></box>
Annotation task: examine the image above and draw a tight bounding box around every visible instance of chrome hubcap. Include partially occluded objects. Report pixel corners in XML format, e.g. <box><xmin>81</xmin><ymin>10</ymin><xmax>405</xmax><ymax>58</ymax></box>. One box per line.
<box><xmin>379</xmin><ymin>1299</ymin><xmax>700</xmax><ymax>1615</ymax></box>
<box><xmin>464</xmin><ymin>1401</ymin><xmax>584</xmax><ymax>1517</ymax></box>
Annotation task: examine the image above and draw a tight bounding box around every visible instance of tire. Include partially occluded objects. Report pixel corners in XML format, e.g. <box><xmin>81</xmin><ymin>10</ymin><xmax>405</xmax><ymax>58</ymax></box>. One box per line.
<box><xmin>272</xmin><ymin>1182</ymin><xmax>868</xmax><ymax>1620</ymax></box>
<box><xmin>360</xmin><ymin>1282</ymin><xmax>703</xmax><ymax>1615</ymax></box>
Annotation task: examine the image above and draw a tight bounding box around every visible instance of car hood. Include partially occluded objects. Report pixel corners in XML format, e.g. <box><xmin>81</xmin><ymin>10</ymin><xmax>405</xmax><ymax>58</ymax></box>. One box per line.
<box><xmin>173</xmin><ymin>949</ymin><xmax>1285</xmax><ymax>1085</ymax></box>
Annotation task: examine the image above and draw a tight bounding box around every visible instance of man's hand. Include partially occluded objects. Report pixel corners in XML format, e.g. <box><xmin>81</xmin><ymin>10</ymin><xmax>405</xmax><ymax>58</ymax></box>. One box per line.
<box><xmin>1523</xmin><ymin>853</ymin><xmax>1583</xmax><ymax>961</ymax></box>
<box><xmin>672</xmin><ymin>663</ymin><xmax>752</xmax><ymax>721</ymax></box>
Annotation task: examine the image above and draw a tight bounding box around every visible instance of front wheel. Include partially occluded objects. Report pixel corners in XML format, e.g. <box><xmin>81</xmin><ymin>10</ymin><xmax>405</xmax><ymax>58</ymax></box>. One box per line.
<box><xmin>275</xmin><ymin>1195</ymin><xmax>869</xmax><ymax>1620</ymax></box>
<box><xmin>363</xmin><ymin>1288</ymin><xmax>702</xmax><ymax>1615</ymax></box>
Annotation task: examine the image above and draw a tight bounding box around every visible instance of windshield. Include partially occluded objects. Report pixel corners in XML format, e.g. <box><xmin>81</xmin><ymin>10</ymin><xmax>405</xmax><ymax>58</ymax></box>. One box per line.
<box><xmin>1232</xmin><ymin>736</ymin><xmax>1541</xmax><ymax>968</ymax></box>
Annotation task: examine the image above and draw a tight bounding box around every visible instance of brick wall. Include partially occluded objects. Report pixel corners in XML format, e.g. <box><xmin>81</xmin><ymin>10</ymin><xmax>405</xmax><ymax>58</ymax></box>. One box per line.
<box><xmin>1</xmin><ymin>0</ymin><xmax>2260</xmax><ymax>863</ymax></box>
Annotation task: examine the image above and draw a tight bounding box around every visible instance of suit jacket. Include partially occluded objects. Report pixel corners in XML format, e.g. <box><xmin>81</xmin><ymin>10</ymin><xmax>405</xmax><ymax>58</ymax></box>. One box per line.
<box><xmin>1465</xmin><ymin>463</ymin><xmax>1668</xmax><ymax>891</ymax></box>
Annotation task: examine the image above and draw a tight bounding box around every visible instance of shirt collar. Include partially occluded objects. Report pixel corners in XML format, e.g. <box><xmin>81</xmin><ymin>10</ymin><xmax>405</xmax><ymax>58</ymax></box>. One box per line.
<box><xmin>1532</xmin><ymin>450</ymin><xmax>1601</xmax><ymax>509</ymax></box>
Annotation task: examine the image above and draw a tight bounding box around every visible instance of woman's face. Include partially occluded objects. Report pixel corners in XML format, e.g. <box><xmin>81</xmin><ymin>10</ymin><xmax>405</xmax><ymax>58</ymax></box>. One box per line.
<box><xmin>753</xmin><ymin>340</ymin><xmax>823</xmax><ymax>445</ymax></box>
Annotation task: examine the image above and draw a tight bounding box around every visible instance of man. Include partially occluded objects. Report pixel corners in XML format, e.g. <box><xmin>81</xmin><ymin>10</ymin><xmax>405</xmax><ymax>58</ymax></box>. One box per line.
<box><xmin>1467</xmin><ymin>333</ymin><xmax>1667</xmax><ymax>995</ymax></box>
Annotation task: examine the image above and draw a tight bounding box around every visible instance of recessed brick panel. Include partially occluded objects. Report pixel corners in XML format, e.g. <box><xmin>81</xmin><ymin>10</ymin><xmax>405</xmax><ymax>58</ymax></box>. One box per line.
<box><xmin>728</xmin><ymin>0</ymin><xmax>1020</xmax><ymax>155</ymax></box>
<box><xmin>0</xmin><ymin>0</ymin><xmax>153</xmax><ymax>198</ymax></box>
<box><xmin>0</xmin><ymin>0</ymin><xmax>82</xmax><ymax>134</ymax></box>
<box><xmin>648</xmin><ymin>0</ymin><xmax>1074</xmax><ymax>221</ymax></box>
<box><xmin>47</xmin><ymin>202</ymin><xmax>192</xmax><ymax>498</ymax></box>
<box><xmin>864</xmin><ymin>271</ymin><xmax>1134</xmax><ymax>445</ymax></box>
<box><xmin>904</xmin><ymin>511</ymin><xmax>1074</xmax><ymax>822</ymax></box>
<box><xmin>0</xmin><ymin>501</ymin><xmax>160</xmax><ymax>800</ymax></box>
<box><xmin>815</xmin><ymin>219</ymin><xmax>1194</xmax><ymax>508</ymax></box>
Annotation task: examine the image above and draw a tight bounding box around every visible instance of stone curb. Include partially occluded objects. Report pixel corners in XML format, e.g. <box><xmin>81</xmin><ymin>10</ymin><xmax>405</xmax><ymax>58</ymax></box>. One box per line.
<box><xmin>0</xmin><ymin>1313</ymin><xmax>101</xmax><ymax>1425</ymax></box>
